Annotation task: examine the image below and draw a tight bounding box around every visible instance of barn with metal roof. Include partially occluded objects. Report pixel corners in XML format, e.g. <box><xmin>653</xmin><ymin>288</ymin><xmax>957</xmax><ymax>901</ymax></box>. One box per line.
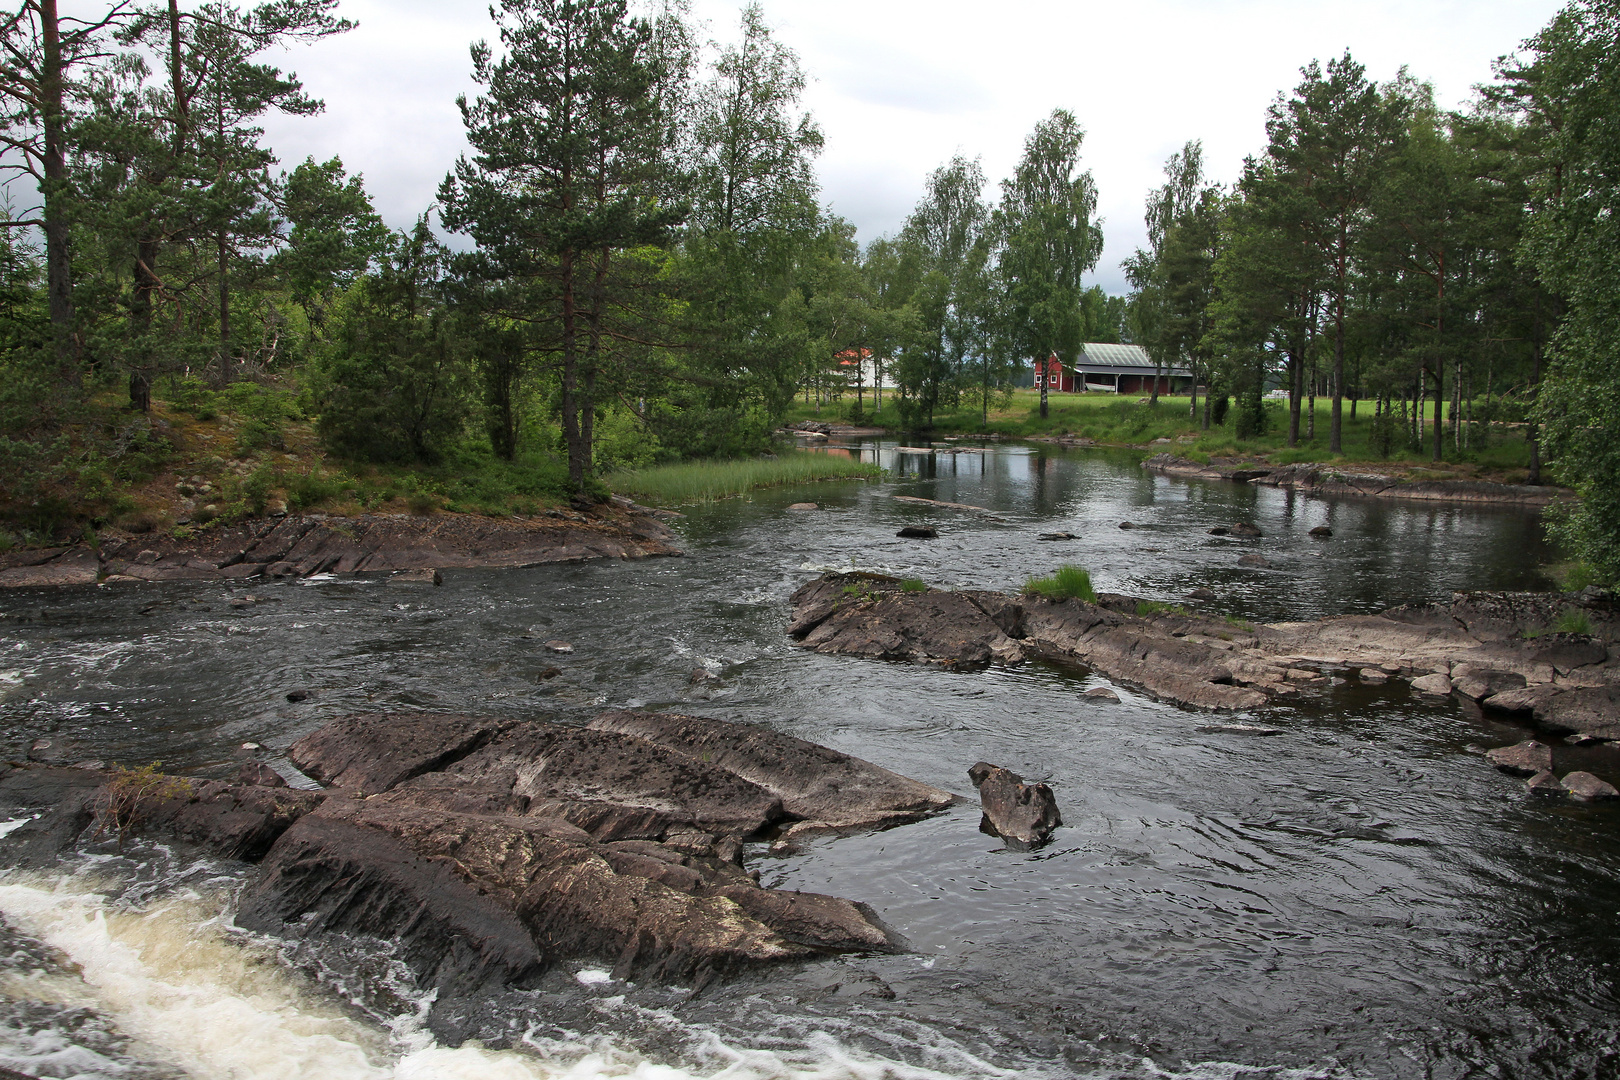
<box><xmin>1033</xmin><ymin>344</ymin><xmax>1194</xmax><ymax>395</ymax></box>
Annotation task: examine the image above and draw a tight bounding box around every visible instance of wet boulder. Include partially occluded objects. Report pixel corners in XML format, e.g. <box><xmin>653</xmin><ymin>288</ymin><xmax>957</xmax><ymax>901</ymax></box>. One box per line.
<box><xmin>1231</xmin><ymin>523</ymin><xmax>1263</xmax><ymax>538</ymax></box>
<box><xmin>1410</xmin><ymin>673</ymin><xmax>1453</xmax><ymax>696</ymax></box>
<box><xmin>1486</xmin><ymin>740</ymin><xmax>1553</xmax><ymax>777</ymax></box>
<box><xmin>1309</xmin><ymin>526</ymin><xmax>1333</xmax><ymax>538</ymax></box>
<box><xmin>1561</xmin><ymin>771</ymin><xmax>1620</xmax><ymax>800</ymax></box>
<box><xmin>1532</xmin><ymin>687</ymin><xmax>1620</xmax><ymax>741</ymax></box>
<box><xmin>1449</xmin><ymin>664</ymin><xmax>1527</xmax><ymax>703</ymax></box>
<box><xmin>968</xmin><ymin>762</ymin><xmax>1061</xmax><ymax>849</ymax></box>
<box><xmin>1525</xmin><ymin>769</ymin><xmax>1564</xmax><ymax>794</ymax></box>
<box><xmin>896</xmin><ymin>526</ymin><xmax>938</xmax><ymax>539</ymax></box>
<box><xmin>788</xmin><ymin>574</ymin><xmax>1025</xmax><ymax>666</ymax></box>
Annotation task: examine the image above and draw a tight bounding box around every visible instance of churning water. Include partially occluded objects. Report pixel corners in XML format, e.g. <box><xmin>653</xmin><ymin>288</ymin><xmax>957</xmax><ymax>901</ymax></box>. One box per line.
<box><xmin>0</xmin><ymin>439</ymin><xmax>1613</xmax><ymax>1080</ymax></box>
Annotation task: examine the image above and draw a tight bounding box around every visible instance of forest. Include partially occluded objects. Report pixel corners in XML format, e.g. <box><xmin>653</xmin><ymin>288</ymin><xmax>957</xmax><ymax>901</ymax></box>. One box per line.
<box><xmin>0</xmin><ymin>0</ymin><xmax>1617</xmax><ymax>585</ymax></box>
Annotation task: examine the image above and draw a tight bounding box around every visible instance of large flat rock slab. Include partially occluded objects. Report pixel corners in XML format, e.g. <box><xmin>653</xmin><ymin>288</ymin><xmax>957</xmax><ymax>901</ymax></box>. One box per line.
<box><xmin>588</xmin><ymin>711</ymin><xmax>959</xmax><ymax>830</ymax></box>
<box><xmin>2</xmin><ymin>503</ymin><xmax>681</xmax><ymax>588</ymax></box>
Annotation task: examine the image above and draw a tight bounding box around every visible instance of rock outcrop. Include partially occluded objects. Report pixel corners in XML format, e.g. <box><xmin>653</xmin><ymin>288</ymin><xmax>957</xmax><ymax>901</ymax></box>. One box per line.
<box><xmin>0</xmin><ymin>501</ymin><xmax>680</xmax><ymax>587</ymax></box>
<box><xmin>786</xmin><ymin>574</ymin><xmax>1620</xmax><ymax>741</ymax></box>
<box><xmin>0</xmin><ymin>710</ymin><xmax>956</xmax><ymax>1034</ymax></box>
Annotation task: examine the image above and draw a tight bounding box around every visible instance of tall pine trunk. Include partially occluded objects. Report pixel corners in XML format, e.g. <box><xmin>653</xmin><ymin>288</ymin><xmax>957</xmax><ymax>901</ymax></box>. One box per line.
<box><xmin>39</xmin><ymin>0</ymin><xmax>76</xmax><ymax>374</ymax></box>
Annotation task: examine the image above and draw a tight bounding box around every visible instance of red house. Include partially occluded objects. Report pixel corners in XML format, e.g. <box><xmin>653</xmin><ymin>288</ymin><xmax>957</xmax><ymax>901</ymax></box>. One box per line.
<box><xmin>1033</xmin><ymin>354</ymin><xmax>1079</xmax><ymax>393</ymax></box>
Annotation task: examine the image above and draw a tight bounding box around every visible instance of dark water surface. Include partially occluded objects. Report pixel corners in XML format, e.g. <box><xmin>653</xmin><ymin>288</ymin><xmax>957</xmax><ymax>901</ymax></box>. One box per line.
<box><xmin>0</xmin><ymin>440</ymin><xmax>1615</xmax><ymax>1080</ymax></box>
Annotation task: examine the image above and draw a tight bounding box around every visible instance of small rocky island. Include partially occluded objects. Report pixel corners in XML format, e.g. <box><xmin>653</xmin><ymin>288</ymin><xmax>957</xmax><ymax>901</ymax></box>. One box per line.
<box><xmin>788</xmin><ymin>573</ymin><xmax>1620</xmax><ymax>742</ymax></box>
<box><xmin>0</xmin><ymin>711</ymin><xmax>960</xmax><ymax>1039</ymax></box>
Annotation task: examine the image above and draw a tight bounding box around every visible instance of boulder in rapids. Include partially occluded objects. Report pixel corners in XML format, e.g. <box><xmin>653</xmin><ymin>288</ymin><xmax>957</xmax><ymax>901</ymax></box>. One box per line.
<box><xmin>1084</xmin><ymin>687</ymin><xmax>1121</xmax><ymax>702</ymax></box>
<box><xmin>1237</xmin><ymin>554</ymin><xmax>1273</xmax><ymax>569</ymax></box>
<box><xmin>1309</xmin><ymin>526</ymin><xmax>1333</xmax><ymax>538</ymax></box>
<box><xmin>1525</xmin><ymin>769</ymin><xmax>1564</xmax><ymax>793</ymax></box>
<box><xmin>1231</xmin><ymin>523</ymin><xmax>1263</xmax><ymax>538</ymax></box>
<box><xmin>896</xmin><ymin>526</ymin><xmax>938</xmax><ymax>539</ymax></box>
<box><xmin>236</xmin><ymin>761</ymin><xmax>288</xmax><ymax>788</ymax></box>
<box><xmin>968</xmin><ymin>762</ymin><xmax>1061</xmax><ymax>849</ymax></box>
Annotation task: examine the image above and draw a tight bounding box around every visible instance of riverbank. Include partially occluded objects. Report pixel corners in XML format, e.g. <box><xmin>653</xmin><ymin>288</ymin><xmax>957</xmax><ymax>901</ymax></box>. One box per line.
<box><xmin>1141</xmin><ymin>452</ymin><xmax>1571</xmax><ymax>506</ymax></box>
<box><xmin>0</xmin><ymin>498</ymin><xmax>682</xmax><ymax>587</ymax></box>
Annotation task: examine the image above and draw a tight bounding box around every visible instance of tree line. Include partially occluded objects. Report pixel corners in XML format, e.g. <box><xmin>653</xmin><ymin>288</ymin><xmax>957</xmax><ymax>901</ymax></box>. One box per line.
<box><xmin>0</xmin><ymin>0</ymin><xmax>1125</xmax><ymax>499</ymax></box>
<box><xmin>1120</xmin><ymin>1</ymin><xmax>1620</xmax><ymax>582</ymax></box>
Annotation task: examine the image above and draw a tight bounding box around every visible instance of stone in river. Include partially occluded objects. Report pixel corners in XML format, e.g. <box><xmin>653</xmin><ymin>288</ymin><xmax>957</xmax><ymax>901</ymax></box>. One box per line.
<box><xmin>1207</xmin><ymin>526</ymin><xmax>1230</xmax><ymax>536</ymax></box>
<box><xmin>1196</xmin><ymin>724</ymin><xmax>1282</xmax><ymax>736</ymax></box>
<box><xmin>1186</xmin><ymin>588</ymin><xmax>1218</xmax><ymax>602</ymax></box>
<box><xmin>1450</xmin><ymin>664</ymin><xmax>1527</xmax><ymax>703</ymax></box>
<box><xmin>286</xmin><ymin>689</ymin><xmax>311</xmax><ymax>703</ymax></box>
<box><xmin>1038</xmin><ymin>532</ymin><xmax>1076</xmax><ymax>541</ymax></box>
<box><xmin>1309</xmin><ymin>526</ymin><xmax>1333</xmax><ymax>538</ymax></box>
<box><xmin>1561</xmin><ymin>771</ymin><xmax>1620</xmax><ymax>800</ymax></box>
<box><xmin>1485</xmin><ymin>740</ymin><xmax>1553</xmax><ymax>777</ymax></box>
<box><xmin>1359</xmin><ymin>668</ymin><xmax>1389</xmax><ymax>685</ymax></box>
<box><xmin>545</xmin><ymin>640</ymin><xmax>574</xmax><ymax>653</ymax></box>
<box><xmin>1118</xmin><ymin>521</ymin><xmax>1136</xmax><ymax>530</ymax></box>
<box><xmin>896</xmin><ymin>526</ymin><xmax>938</xmax><ymax>539</ymax></box>
<box><xmin>1410</xmin><ymin>673</ymin><xmax>1453</xmax><ymax>696</ymax></box>
<box><xmin>1565</xmin><ymin>732</ymin><xmax>1602</xmax><ymax>746</ymax></box>
<box><xmin>1237</xmin><ymin>554</ymin><xmax>1273</xmax><ymax>569</ymax></box>
<box><xmin>968</xmin><ymin>762</ymin><xmax>1061</xmax><ymax>849</ymax></box>
<box><xmin>288</xmin><ymin>712</ymin><xmax>511</xmax><ymax>794</ymax></box>
<box><xmin>787</xmin><ymin>503</ymin><xmax>818</xmax><ymax>511</ymax></box>
<box><xmin>237</xmin><ymin>761</ymin><xmax>288</xmax><ymax>788</ymax></box>
<box><xmin>1084</xmin><ymin>687</ymin><xmax>1121</xmax><ymax>702</ymax></box>
<box><xmin>1525</xmin><ymin>769</ymin><xmax>1564</xmax><ymax>794</ymax></box>
<box><xmin>1231</xmin><ymin>522</ymin><xmax>1263</xmax><ymax>537</ymax></box>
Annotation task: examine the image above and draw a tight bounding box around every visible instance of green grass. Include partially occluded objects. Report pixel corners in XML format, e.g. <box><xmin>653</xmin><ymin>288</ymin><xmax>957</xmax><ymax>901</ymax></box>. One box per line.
<box><xmin>900</xmin><ymin>577</ymin><xmax>928</xmax><ymax>593</ymax></box>
<box><xmin>1136</xmin><ymin>600</ymin><xmax>1190</xmax><ymax>617</ymax></box>
<box><xmin>603</xmin><ymin>452</ymin><xmax>882</xmax><ymax>506</ymax></box>
<box><xmin>783</xmin><ymin>390</ymin><xmax>1535</xmax><ymax>476</ymax></box>
<box><xmin>1023</xmin><ymin>564</ymin><xmax>1097</xmax><ymax>603</ymax></box>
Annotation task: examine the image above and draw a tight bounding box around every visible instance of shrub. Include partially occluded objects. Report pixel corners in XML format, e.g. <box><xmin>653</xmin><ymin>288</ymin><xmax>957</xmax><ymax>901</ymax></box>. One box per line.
<box><xmin>1024</xmin><ymin>564</ymin><xmax>1097</xmax><ymax>603</ymax></box>
<box><xmin>95</xmin><ymin>762</ymin><xmax>193</xmax><ymax>852</ymax></box>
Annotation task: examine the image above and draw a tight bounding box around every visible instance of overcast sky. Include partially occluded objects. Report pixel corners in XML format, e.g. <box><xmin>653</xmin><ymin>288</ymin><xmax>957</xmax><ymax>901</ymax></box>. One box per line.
<box><xmin>248</xmin><ymin>0</ymin><xmax>1566</xmax><ymax>293</ymax></box>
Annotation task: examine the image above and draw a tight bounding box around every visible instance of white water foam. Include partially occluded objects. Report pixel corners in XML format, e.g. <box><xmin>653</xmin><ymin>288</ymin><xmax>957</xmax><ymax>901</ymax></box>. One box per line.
<box><xmin>0</xmin><ymin>880</ymin><xmax>1009</xmax><ymax>1080</ymax></box>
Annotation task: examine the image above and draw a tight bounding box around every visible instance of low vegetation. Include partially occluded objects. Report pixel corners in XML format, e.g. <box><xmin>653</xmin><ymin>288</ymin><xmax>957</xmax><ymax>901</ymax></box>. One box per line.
<box><xmin>1023</xmin><ymin>564</ymin><xmax>1097</xmax><ymax>603</ymax></box>
<box><xmin>603</xmin><ymin>453</ymin><xmax>881</xmax><ymax>507</ymax></box>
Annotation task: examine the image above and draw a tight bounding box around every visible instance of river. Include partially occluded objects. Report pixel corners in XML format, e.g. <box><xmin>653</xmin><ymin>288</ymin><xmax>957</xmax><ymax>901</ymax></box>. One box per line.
<box><xmin>0</xmin><ymin>438</ymin><xmax>1613</xmax><ymax>1080</ymax></box>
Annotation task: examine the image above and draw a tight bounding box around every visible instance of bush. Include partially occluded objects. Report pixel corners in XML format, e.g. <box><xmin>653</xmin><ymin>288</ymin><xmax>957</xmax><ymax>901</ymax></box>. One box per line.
<box><xmin>1024</xmin><ymin>564</ymin><xmax>1097</xmax><ymax>603</ymax></box>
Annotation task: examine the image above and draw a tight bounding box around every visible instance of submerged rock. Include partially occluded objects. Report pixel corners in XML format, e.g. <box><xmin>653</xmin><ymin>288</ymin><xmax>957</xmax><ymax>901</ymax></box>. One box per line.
<box><xmin>968</xmin><ymin>762</ymin><xmax>1061</xmax><ymax>849</ymax></box>
<box><xmin>896</xmin><ymin>526</ymin><xmax>938</xmax><ymax>539</ymax></box>
<box><xmin>1309</xmin><ymin>526</ymin><xmax>1333</xmax><ymax>538</ymax></box>
<box><xmin>1525</xmin><ymin>769</ymin><xmax>1564</xmax><ymax>794</ymax></box>
<box><xmin>1084</xmin><ymin>687</ymin><xmax>1121</xmax><ymax>702</ymax></box>
<box><xmin>1038</xmin><ymin>532</ymin><xmax>1077</xmax><ymax>541</ymax></box>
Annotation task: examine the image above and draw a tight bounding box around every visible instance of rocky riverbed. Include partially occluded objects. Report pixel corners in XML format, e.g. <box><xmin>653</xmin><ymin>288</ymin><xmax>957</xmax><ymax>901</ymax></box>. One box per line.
<box><xmin>0</xmin><ymin>498</ymin><xmax>681</xmax><ymax>587</ymax></box>
<box><xmin>788</xmin><ymin>572</ymin><xmax>1620</xmax><ymax>742</ymax></box>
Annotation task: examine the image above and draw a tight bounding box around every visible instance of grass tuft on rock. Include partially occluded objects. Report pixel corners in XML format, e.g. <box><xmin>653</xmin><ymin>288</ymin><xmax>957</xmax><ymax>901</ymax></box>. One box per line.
<box><xmin>1023</xmin><ymin>564</ymin><xmax>1097</xmax><ymax>603</ymax></box>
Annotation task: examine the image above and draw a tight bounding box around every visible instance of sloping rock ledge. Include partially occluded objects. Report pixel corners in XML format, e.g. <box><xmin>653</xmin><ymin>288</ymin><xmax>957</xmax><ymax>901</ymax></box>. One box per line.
<box><xmin>1141</xmin><ymin>453</ymin><xmax>1569</xmax><ymax>506</ymax></box>
<box><xmin>0</xmin><ymin>499</ymin><xmax>680</xmax><ymax>587</ymax></box>
<box><xmin>0</xmin><ymin>710</ymin><xmax>957</xmax><ymax>1043</ymax></box>
<box><xmin>788</xmin><ymin>573</ymin><xmax>1620</xmax><ymax>740</ymax></box>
